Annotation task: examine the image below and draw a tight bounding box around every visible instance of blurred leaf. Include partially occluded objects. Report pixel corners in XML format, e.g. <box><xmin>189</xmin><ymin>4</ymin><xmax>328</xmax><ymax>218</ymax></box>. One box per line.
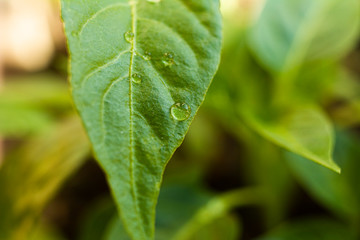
<box><xmin>205</xmin><ymin>27</ymin><xmax>271</xmax><ymax>123</ymax></box>
<box><xmin>207</xmin><ymin>9</ymin><xmax>341</xmax><ymax>173</ymax></box>
<box><xmin>0</xmin><ymin>73</ymin><xmax>71</xmax><ymax>109</ymax></box>
<box><xmin>0</xmin><ymin>106</ymin><xmax>53</xmax><ymax>136</ymax></box>
<box><xmin>0</xmin><ymin>73</ymin><xmax>72</xmax><ymax>136</ymax></box>
<box><xmin>104</xmin><ymin>217</ymin><xmax>132</xmax><ymax>240</ymax></box>
<box><xmin>155</xmin><ymin>184</ymin><xmax>215</xmax><ymax>240</ymax></box>
<box><xmin>164</xmin><ymin>112</ymin><xmax>223</xmax><ymax>185</ymax></box>
<box><xmin>0</xmin><ymin>116</ymin><xmax>90</xmax><ymax>240</ymax></box>
<box><xmin>78</xmin><ymin>198</ymin><xmax>117</xmax><ymax>240</ymax></box>
<box><xmin>171</xmin><ymin>187</ymin><xmax>259</xmax><ymax>240</ymax></box>
<box><xmin>249</xmin><ymin>0</ymin><xmax>360</xmax><ymax>74</ymax></box>
<box><xmin>243</xmin><ymin>106</ymin><xmax>340</xmax><ymax>172</ymax></box>
<box><xmin>105</xmin><ymin>215</ymin><xmax>240</xmax><ymax>240</ymax></box>
<box><xmin>292</xmin><ymin>61</ymin><xmax>339</xmax><ymax>103</ymax></box>
<box><xmin>61</xmin><ymin>0</ymin><xmax>222</xmax><ymax>238</ymax></box>
<box><xmin>29</xmin><ymin>223</ymin><xmax>66</xmax><ymax>240</ymax></box>
<box><xmin>205</xmin><ymin>27</ymin><xmax>295</xmax><ymax>228</ymax></box>
<box><xmin>98</xmin><ymin>185</ymin><xmax>251</xmax><ymax>240</ymax></box>
<box><xmin>325</xmin><ymin>70</ymin><xmax>360</xmax><ymax>127</ymax></box>
<box><xmin>286</xmin><ymin>131</ymin><xmax>360</xmax><ymax>223</ymax></box>
<box><xmin>243</xmin><ymin>136</ymin><xmax>295</xmax><ymax>227</ymax></box>
<box><xmin>187</xmin><ymin>215</ymin><xmax>239</xmax><ymax>240</ymax></box>
<box><xmin>257</xmin><ymin>217</ymin><xmax>354</xmax><ymax>240</ymax></box>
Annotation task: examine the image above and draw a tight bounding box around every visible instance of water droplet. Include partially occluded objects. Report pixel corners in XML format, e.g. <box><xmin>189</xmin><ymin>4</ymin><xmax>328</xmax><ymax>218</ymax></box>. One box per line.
<box><xmin>162</xmin><ymin>52</ymin><xmax>175</xmax><ymax>67</ymax></box>
<box><xmin>147</xmin><ymin>0</ymin><xmax>161</xmax><ymax>3</ymax></box>
<box><xmin>131</xmin><ymin>73</ymin><xmax>142</xmax><ymax>83</ymax></box>
<box><xmin>144</xmin><ymin>51</ymin><xmax>152</xmax><ymax>61</ymax></box>
<box><xmin>170</xmin><ymin>103</ymin><xmax>191</xmax><ymax>121</ymax></box>
<box><xmin>124</xmin><ymin>31</ymin><xmax>134</xmax><ymax>42</ymax></box>
<box><xmin>71</xmin><ymin>31</ymin><xmax>78</xmax><ymax>37</ymax></box>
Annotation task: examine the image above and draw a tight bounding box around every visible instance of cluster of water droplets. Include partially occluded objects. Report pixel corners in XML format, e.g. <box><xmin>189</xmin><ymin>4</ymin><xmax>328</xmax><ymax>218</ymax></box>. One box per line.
<box><xmin>123</xmin><ymin>27</ymin><xmax>190</xmax><ymax>121</ymax></box>
<box><xmin>162</xmin><ymin>52</ymin><xmax>175</xmax><ymax>67</ymax></box>
<box><xmin>143</xmin><ymin>51</ymin><xmax>152</xmax><ymax>61</ymax></box>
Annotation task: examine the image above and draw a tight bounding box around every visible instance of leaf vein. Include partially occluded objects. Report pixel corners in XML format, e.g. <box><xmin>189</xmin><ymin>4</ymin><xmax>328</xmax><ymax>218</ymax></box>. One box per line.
<box><xmin>137</xmin><ymin>17</ymin><xmax>199</xmax><ymax>67</ymax></box>
<box><xmin>81</xmin><ymin>49</ymin><xmax>131</xmax><ymax>87</ymax></box>
<box><xmin>99</xmin><ymin>74</ymin><xmax>129</xmax><ymax>144</ymax></box>
<box><xmin>128</xmin><ymin>0</ymin><xmax>145</xmax><ymax>236</ymax></box>
<box><xmin>78</xmin><ymin>3</ymin><xmax>130</xmax><ymax>34</ymax></box>
<box><xmin>177</xmin><ymin>0</ymin><xmax>216</xmax><ymax>37</ymax></box>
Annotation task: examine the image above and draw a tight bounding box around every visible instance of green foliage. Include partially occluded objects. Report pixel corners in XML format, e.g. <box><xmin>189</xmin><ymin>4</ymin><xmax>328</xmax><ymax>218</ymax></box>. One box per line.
<box><xmin>243</xmin><ymin>106</ymin><xmax>339</xmax><ymax>172</ymax></box>
<box><xmin>257</xmin><ymin>217</ymin><xmax>353</xmax><ymax>240</ymax></box>
<box><xmin>249</xmin><ymin>0</ymin><xmax>360</xmax><ymax>74</ymax></box>
<box><xmin>0</xmin><ymin>116</ymin><xmax>89</xmax><ymax>240</ymax></box>
<box><xmin>0</xmin><ymin>74</ymin><xmax>71</xmax><ymax>136</ymax></box>
<box><xmin>287</xmin><ymin>132</ymin><xmax>360</xmax><ymax>220</ymax></box>
<box><xmin>1</xmin><ymin>0</ymin><xmax>360</xmax><ymax>239</ymax></box>
<box><xmin>80</xmin><ymin>184</ymin><xmax>245</xmax><ymax>240</ymax></box>
<box><xmin>61</xmin><ymin>0</ymin><xmax>222</xmax><ymax>239</ymax></box>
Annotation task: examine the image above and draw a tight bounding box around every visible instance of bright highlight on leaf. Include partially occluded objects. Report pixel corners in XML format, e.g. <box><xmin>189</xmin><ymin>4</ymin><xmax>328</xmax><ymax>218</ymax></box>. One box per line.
<box><xmin>61</xmin><ymin>0</ymin><xmax>222</xmax><ymax>239</ymax></box>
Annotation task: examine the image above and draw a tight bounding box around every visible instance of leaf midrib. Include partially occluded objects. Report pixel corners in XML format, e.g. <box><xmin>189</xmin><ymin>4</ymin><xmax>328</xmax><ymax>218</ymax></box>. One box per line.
<box><xmin>128</xmin><ymin>0</ymin><xmax>144</xmax><ymax>236</ymax></box>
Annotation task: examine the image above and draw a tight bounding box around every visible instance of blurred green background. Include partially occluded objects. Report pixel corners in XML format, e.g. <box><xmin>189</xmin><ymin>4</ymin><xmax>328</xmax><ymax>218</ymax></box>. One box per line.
<box><xmin>0</xmin><ymin>0</ymin><xmax>360</xmax><ymax>239</ymax></box>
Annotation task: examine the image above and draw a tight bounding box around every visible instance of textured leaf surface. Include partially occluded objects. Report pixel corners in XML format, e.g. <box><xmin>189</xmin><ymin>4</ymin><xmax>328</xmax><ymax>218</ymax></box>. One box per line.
<box><xmin>61</xmin><ymin>0</ymin><xmax>222</xmax><ymax>239</ymax></box>
<box><xmin>249</xmin><ymin>0</ymin><xmax>360</xmax><ymax>73</ymax></box>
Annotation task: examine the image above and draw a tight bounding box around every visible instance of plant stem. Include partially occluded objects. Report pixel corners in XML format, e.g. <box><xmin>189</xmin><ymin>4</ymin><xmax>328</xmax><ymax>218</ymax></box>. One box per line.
<box><xmin>172</xmin><ymin>187</ymin><xmax>265</xmax><ymax>240</ymax></box>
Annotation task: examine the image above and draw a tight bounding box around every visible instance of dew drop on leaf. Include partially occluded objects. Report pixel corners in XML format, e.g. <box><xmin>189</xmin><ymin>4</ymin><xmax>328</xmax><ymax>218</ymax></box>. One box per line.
<box><xmin>124</xmin><ymin>31</ymin><xmax>134</xmax><ymax>43</ymax></box>
<box><xmin>131</xmin><ymin>73</ymin><xmax>142</xmax><ymax>83</ymax></box>
<box><xmin>162</xmin><ymin>52</ymin><xmax>175</xmax><ymax>67</ymax></box>
<box><xmin>147</xmin><ymin>0</ymin><xmax>161</xmax><ymax>3</ymax></box>
<box><xmin>170</xmin><ymin>103</ymin><xmax>191</xmax><ymax>121</ymax></box>
<box><xmin>144</xmin><ymin>51</ymin><xmax>152</xmax><ymax>60</ymax></box>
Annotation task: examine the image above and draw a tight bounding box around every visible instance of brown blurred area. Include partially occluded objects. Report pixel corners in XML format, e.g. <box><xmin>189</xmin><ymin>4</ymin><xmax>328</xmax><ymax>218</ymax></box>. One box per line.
<box><xmin>0</xmin><ymin>0</ymin><xmax>65</xmax><ymax>72</ymax></box>
<box><xmin>0</xmin><ymin>0</ymin><xmax>66</xmax><ymax>164</ymax></box>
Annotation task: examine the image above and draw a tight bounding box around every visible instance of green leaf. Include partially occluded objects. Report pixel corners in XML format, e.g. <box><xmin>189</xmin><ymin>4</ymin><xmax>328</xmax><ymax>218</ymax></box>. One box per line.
<box><xmin>102</xmin><ymin>184</ymin><xmax>245</xmax><ymax>240</ymax></box>
<box><xmin>257</xmin><ymin>217</ymin><xmax>354</xmax><ymax>240</ymax></box>
<box><xmin>0</xmin><ymin>106</ymin><xmax>53</xmax><ymax>136</ymax></box>
<box><xmin>242</xmin><ymin>106</ymin><xmax>340</xmax><ymax>173</ymax></box>
<box><xmin>0</xmin><ymin>116</ymin><xmax>90</xmax><ymax>240</ymax></box>
<box><xmin>0</xmin><ymin>73</ymin><xmax>72</xmax><ymax>136</ymax></box>
<box><xmin>170</xmin><ymin>187</ymin><xmax>258</xmax><ymax>240</ymax></box>
<box><xmin>249</xmin><ymin>0</ymin><xmax>360</xmax><ymax>74</ymax></box>
<box><xmin>79</xmin><ymin>198</ymin><xmax>118</xmax><ymax>240</ymax></box>
<box><xmin>105</xmin><ymin>218</ymin><xmax>132</xmax><ymax>240</ymax></box>
<box><xmin>286</xmin><ymin>131</ymin><xmax>360</xmax><ymax>220</ymax></box>
<box><xmin>29</xmin><ymin>223</ymin><xmax>66</xmax><ymax>240</ymax></box>
<box><xmin>0</xmin><ymin>73</ymin><xmax>71</xmax><ymax>109</ymax></box>
<box><xmin>60</xmin><ymin>1</ymin><xmax>222</xmax><ymax>239</ymax></box>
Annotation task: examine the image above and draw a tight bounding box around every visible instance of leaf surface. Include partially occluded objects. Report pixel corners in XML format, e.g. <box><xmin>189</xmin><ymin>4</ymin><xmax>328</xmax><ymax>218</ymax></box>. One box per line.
<box><xmin>243</xmin><ymin>106</ymin><xmax>340</xmax><ymax>173</ymax></box>
<box><xmin>61</xmin><ymin>0</ymin><xmax>222</xmax><ymax>239</ymax></box>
